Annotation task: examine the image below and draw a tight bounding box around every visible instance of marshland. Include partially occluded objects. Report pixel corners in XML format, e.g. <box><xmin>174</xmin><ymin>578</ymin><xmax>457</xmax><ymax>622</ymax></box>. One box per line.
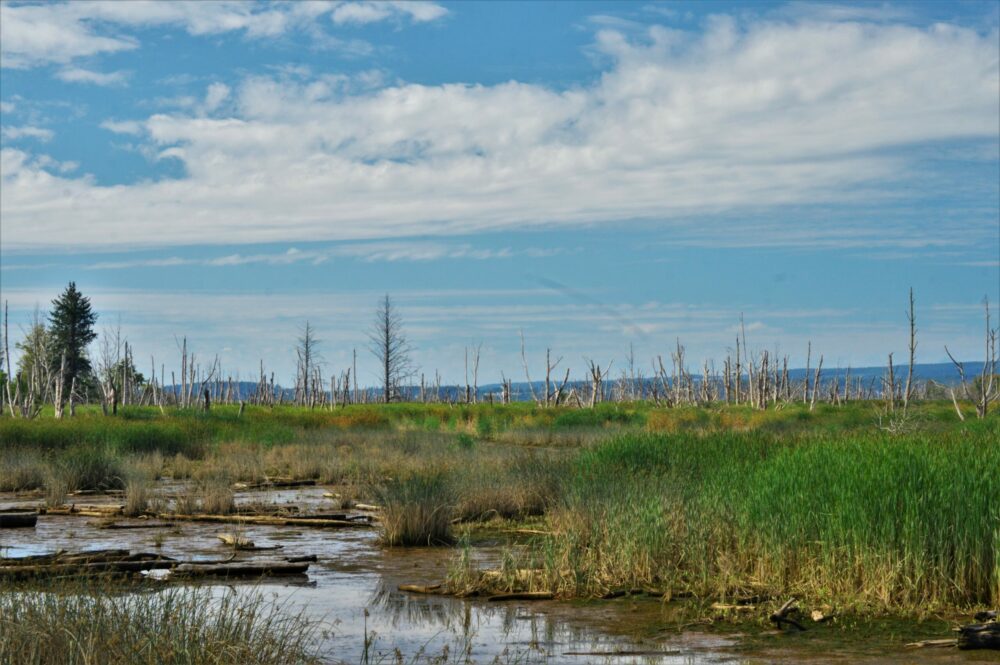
<box><xmin>2</xmin><ymin>363</ymin><xmax>998</xmax><ymax>663</ymax></box>
<box><xmin>2</xmin><ymin>281</ymin><xmax>1000</xmax><ymax>663</ymax></box>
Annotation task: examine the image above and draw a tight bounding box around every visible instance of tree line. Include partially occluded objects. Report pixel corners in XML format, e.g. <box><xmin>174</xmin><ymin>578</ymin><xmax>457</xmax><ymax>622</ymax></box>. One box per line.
<box><xmin>1</xmin><ymin>283</ymin><xmax>997</xmax><ymax>421</ymax></box>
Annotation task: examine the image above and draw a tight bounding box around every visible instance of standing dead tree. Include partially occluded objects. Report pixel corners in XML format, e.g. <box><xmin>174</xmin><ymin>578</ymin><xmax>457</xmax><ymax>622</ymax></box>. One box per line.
<box><xmin>368</xmin><ymin>294</ymin><xmax>414</xmax><ymax>404</ymax></box>
<box><xmin>294</xmin><ymin>321</ymin><xmax>322</xmax><ymax>407</ymax></box>
<box><xmin>945</xmin><ymin>297</ymin><xmax>999</xmax><ymax>420</ymax></box>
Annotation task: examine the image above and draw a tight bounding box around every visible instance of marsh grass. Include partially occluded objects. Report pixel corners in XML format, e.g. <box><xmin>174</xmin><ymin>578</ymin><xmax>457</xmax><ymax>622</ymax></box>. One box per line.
<box><xmin>537</xmin><ymin>425</ymin><xmax>1000</xmax><ymax>611</ymax></box>
<box><xmin>0</xmin><ymin>450</ymin><xmax>47</xmax><ymax>492</ymax></box>
<box><xmin>375</xmin><ymin>472</ymin><xmax>455</xmax><ymax>546</ymax></box>
<box><xmin>0</xmin><ymin>584</ymin><xmax>318</xmax><ymax>665</ymax></box>
<box><xmin>174</xmin><ymin>476</ymin><xmax>235</xmax><ymax>515</ymax></box>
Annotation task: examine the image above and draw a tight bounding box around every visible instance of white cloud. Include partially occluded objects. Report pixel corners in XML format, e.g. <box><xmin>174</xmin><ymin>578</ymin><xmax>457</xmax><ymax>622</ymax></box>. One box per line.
<box><xmin>331</xmin><ymin>1</ymin><xmax>448</xmax><ymax>25</ymax></box>
<box><xmin>100</xmin><ymin>120</ymin><xmax>144</xmax><ymax>135</ymax></box>
<box><xmin>1</xmin><ymin>1</ymin><xmax>449</xmax><ymax>69</ymax></box>
<box><xmin>81</xmin><ymin>242</ymin><xmax>549</xmax><ymax>270</ymax></box>
<box><xmin>3</xmin><ymin>16</ymin><xmax>998</xmax><ymax>251</ymax></box>
<box><xmin>0</xmin><ymin>101</ymin><xmax>15</xmax><ymax>114</ymax></box>
<box><xmin>203</xmin><ymin>83</ymin><xmax>231</xmax><ymax>113</ymax></box>
<box><xmin>55</xmin><ymin>67</ymin><xmax>129</xmax><ymax>86</ymax></box>
<box><xmin>1</xmin><ymin>126</ymin><xmax>54</xmax><ymax>142</ymax></box>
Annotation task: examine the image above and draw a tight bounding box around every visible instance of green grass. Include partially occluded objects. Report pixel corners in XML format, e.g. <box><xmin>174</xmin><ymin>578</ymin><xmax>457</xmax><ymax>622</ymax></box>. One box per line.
<box><xmin>3</xmin><ymin>400</ymin><xmax>996</xmax><ymax>615</ymax></box>
<box><xmin>538</xmin><ymin>421</ymin><xmax>1000</xmax><ymax>611</ymax></box>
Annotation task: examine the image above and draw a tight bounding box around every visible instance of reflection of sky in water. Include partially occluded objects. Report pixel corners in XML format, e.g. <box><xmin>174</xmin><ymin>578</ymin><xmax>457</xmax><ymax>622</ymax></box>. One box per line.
<box><xmin>0</xmin><ymin>511</ymin><xmax>737</xmax><ymax>664</ymax></box>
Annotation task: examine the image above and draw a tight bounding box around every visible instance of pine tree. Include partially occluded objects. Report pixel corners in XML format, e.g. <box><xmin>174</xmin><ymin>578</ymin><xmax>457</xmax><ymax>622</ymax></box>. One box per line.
<box><xmin>48</xmin><ymin>282</ymin><xmax>98</xmax><ymax>394</ymax></box>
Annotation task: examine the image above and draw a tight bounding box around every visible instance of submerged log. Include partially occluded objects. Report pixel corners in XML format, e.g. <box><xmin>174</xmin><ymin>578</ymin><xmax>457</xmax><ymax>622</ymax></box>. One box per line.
<box><xmin>0</xmin><ymin>511</ymin><xmax>38</xmax><ymax>528</ymax></box>
<box><xmin>156</xmin><ymin>512</ymin><xmax>371</xmax><ymax>528</ymax></box>
<box><xmin>170</xmin><ymin>560</ymin><xmax>310</xmax><ymax>578</ymax></box>
<box><xmin>92</xmin><ymin>520</ymin><xmax>175</xmax><ymax>529</ymax></box>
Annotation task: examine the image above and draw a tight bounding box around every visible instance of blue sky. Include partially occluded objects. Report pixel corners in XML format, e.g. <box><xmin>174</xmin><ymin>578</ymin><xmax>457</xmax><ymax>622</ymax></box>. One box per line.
<box><xmin>1</xmin><ymin>0</ymin><xmax>998</xmax><ymax>386</ymax></box>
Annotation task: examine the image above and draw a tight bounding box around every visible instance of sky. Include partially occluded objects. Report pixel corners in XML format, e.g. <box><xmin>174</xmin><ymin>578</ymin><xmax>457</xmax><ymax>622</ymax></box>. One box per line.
<box><xmin>1</xmin><ymin>0</ymin><xmax>998</xmax><ymax>387</ymax></box>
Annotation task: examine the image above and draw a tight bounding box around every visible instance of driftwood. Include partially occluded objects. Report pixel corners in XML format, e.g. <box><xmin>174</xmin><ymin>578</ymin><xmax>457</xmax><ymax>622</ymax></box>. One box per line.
<box><xmin>398</xmin><ymin>583</ymin><xmax>443</xmax><ymax>594</ymax></box>
<box><xmin>232</xmin><ymin>478</ymin><xmax>317</xmax><ymax>490</ymax></box>
<box><xmin>769</xmin><ymin>598</ymin><xmax>806</xmax><ymax>631</ymax></box>
<box><xmin>958</xmin><ymin>621</ymin><xmax>1000</xmax><ymax>650</ymax></box>
<box><xmin>0</xmin><ymin>549</ymin><xmax>311</xmax><ymax>580</ymax></box>
<box><xmin>487</xmin><ymin>591</ymin><xmax>554</xmax><ymax>602</ymax></box>
<box><xmin>156</xmin><ymin>512</ymin><xmax>371</xmax><ymax>528</ymax></box>
<box><xmin>905</xmin><ymin>639</ymin><xmax>958</xmax><ymax>649</ymax></box>
<box><xmin>92</xmin><ymin>520</ymin><xmax>175</xmax><ymax>529</ymax></box>
<box><xmin>170</xmin><ymin>560</ymin><xmax>309</xmax><ymax>578</ymax></box>
<box><xmin>217</xmin><ymin>533</ymin><xmax>283</xmax><ymax>551</ymax></box>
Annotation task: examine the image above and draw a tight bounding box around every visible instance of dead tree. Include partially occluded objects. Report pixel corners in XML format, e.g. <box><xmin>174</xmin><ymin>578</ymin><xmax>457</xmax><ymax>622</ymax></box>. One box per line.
<box><xmin>368</xmin><ymin>294</ymin><xmax>414</xmax><ymax>403</ymax></box>
<box><xmin>294</xmin><ymin>321</ymin><xmax>321</xmax><ymax>407</ymax></box>
<box><xmin>586</xmin><ymin>359</ymin><xmax>612</xmax><ymax>407</ymax></box>
<box><xmin>902</xmin><ymin>288</ymin><xmax>917</xmax><ymax>415</ymax></box>
<box><xmin>945</xmin><ymin>297</ymin><xmax>999</xmax><ymax>420</ymax></box>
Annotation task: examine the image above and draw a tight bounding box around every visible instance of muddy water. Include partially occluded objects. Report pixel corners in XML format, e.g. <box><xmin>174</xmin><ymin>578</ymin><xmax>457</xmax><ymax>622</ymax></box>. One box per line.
<box><xmin>1</xmin><ymin>491</ymin><xmax>994</xmax><ymax>665</ymax></box>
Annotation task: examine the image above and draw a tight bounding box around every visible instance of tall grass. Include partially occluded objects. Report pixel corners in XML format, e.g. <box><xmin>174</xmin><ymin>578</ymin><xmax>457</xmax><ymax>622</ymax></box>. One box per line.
<box><xmin>375</xmin><ymin>472</ymin><xmax>455</xmax><ymax>546</ymax></box>
<box><xmin>0</xmin><ymin>585</ymin><xmax>318</xmax><ymax>665</ymax></box>
<box><xmin>539</xmin><ymin>424</ymin><xmax>1000</xmax><ymax>611</ymax></box>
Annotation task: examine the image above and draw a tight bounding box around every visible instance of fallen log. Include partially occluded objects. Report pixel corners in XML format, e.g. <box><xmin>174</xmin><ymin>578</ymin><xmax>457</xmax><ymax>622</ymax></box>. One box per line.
<box><xmin>217</xmin><ymin>533</ymin><xmax>283</xmax><ymax>551</ymax></box>
<box><xmin>487</xmin><ymin>591</ymin><xmax>554</xmax><ymax>602</ymax></box>
<box><xmin>958</xmin><ymin>621</ymin><xmax>1000</xmax><ymax>650</ymax></box>
<box><xmin>0</xmin><ymin>554</ymin><xmax>178</xmax><ymax>580</ymax></box>
<box><xmin>156</xmin><ymin>513</ymin><xmax>371</xmax><ymax>528</ymax></box>
<box><xmin>398</xmin><ymin>584</ymin><xmax>443</xmax><ymax>594</ymax></box>
<box><xmin>170</xmin><ymin>560</ymin><xmax>310</xmax><ymax>578</ymax></box>
<box><xmin>232</xmin><ymin>478</ymin><xmax>317</xmax><ymax>491</ymax></box>
<box><xmin>905</xmin><ymin>638</ymin><xmax>958</xmax><ymax>649</ymax></box>
<box><xmin>1</xmin><ymin>549</ymin><xmax>130</xmax><ymax>566</ymax></box>
<box><xmin>91</xmin><ymin>520</ymin><xmax>175</xmax><ymax>529</ymax></box>
<box><xmin>0</xmin><ymin>511</ymin><xmax>38</xmax><ymax>528</ymax></box>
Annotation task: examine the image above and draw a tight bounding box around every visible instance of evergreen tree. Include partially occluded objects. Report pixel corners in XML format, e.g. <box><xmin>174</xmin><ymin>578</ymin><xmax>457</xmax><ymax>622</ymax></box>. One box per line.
<box><xmin>48</xmin><ymin>282</ymin><xmax>98</xmax><ymax>393</ymax></box>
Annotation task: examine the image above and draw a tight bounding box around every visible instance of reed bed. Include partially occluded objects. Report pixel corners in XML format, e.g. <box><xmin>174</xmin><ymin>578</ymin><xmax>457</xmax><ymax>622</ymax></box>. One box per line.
<box><xmin>537</xmin><ymin>423</ymin><xmax>1000</xmax><ymax>611</ymax></box>
<box><xmin>375</xmin><ymin>472</ymin><xmax>456</xmax><ymax>546</ymax></box>
<box><xmin>0</xmin><ymin>585</ymin><xmax>318</xmax><ymax>665</ymax></box>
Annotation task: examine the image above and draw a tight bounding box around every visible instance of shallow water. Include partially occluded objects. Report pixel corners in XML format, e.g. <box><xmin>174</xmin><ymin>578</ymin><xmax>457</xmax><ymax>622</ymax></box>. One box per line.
<box><xmin>1</xmin><ymin>491</ymin><xmax>994</xmax><ymax>664</ymax></box>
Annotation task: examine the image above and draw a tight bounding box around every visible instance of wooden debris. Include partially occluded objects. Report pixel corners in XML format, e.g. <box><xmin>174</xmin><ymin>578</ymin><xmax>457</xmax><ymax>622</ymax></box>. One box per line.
<box><xmin>0</xmin><ymin>511</ymin><xmax>38</xmax><ymax>528</ymax></box>
<box><xmin>398</xmin><ymin>583</ymin><xmax>443</xmax><ymax>594</ymax></box>
<box><xmin>353</xmin><ymin>503</ymin><xmax>381</xmax><ymax>512</ymax></box>
<box><xmin>0</xmin><ymin>549</ymin><xmax>310</xmax><ymax>580</ymax></box>
<box><xmin>170</xmin><ymin>560</ymin><xmax>309</xmax><ymax>578</ymax></box>
<box><xmin>217</xmin><ymin>533</ymin><xmax>283</xmax><ymax>551</ymax></box>
<box><xmin>958</xmin><ymin>621</ymin><xmax>1000</xmax><ymax>650</ymax></box>
<box><xmin>769</xmin><ymin>598</ymin><xmax>806</xmax><ymax>631</ymax></box>
<box><xmin>905</xmin><ymin>638</ymin><xmax>958</xmax><ymax>649</ymax></box>
<box><xmin>711</xmin><ymin>603</ymin><xmax>756</xmax><ymax>611</ymax></box>
<box><xmin>91</xmin><ymin>520</ymin><xmax>175</xmax><ymax>529</ymax></box>
<box><xmin>218</xmin><ymin>533</ymin><xmax>255</xmax><ymax>549</ymax></box>
<box><xmin>487</xmin><ymin>591</ymin><xmax>554</xmax><ymax>602</ymax></box>
<box><xmin>156</xmin><ymin>512</ymin><xmax>371</xmax><ymax>528</ymax></box>
<box><xmin>232</xmin><ymin>478</ymin><xmax>317</xmax><ymax>491</ymax></box>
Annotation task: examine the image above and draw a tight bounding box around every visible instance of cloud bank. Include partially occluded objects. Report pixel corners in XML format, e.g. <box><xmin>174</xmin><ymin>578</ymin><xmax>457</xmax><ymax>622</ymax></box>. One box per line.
<box><xmin>2</xmin><ymin>13</ymin><xmax>997</xmax><ymax>252</ymax></box>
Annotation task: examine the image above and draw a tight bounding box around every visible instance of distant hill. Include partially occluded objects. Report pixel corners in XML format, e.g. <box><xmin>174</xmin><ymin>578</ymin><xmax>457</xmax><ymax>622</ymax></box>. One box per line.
<box><xmin>165</xmin><ymin>361</ymin><xmax>984</xmax><ymax>403</ymax></box>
